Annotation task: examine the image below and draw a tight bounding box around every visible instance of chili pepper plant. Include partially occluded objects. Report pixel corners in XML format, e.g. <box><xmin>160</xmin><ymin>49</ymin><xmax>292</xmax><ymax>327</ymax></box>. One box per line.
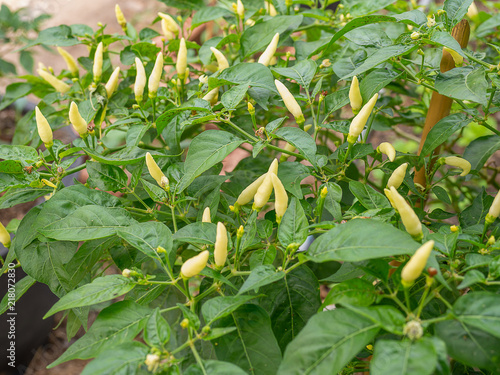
<box><xmin>1</xmin><ymin>0</ymin><xmax>500</xmax><ymax>374</ymax></box>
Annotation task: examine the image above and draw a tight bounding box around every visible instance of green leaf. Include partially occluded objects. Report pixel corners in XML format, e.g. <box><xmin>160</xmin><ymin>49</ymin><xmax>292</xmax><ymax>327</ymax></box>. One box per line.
<box><xmin>177</xmin><ymin>130</ymin><xmax>244</xmax><ymax>193</ymax></box>
<box><xmin>202</xmin><ymin>295</ymin><xmax>258</xmax><ymax>324</ymax></box>
<box><xmin>80</xmin><ymin>342</ymin><xmax>149</xmax><ymax>375</ymax></box>
<box><xmin>277</xmin><ymin>161</ymin><xmax>310</xmax><ymax>199</ymax></box>
<box><xmin>420</xmin><ymin>113</ymin><xmax>471</xmax><ymax>157</ymax></box>
<box><xmin>48</xmin><ymin>301</ymin><xmax>151</xmax><ymax>367</ymax></box>
<box><xmin>451</xmin><ymin>292</ymin><xmax>500</xmax><ymax>339</ymax></box>
<box><xmin>0</xmin><ymin>145</ymin><xmax>38</xmax><ymax>163</ymax></box>
<box><xmin>359</xmin><ymin>68</ymin><xmax>402</xmax><ymax>101</ymax></box>
<box><xmin>0</xmin><ymin>83</ymin><xmax>32</xmax><ymax>111</ymax></box>
<box><xmin>343</xmin><ymin>0</ymin><xmax>400</xmax><ymax>17</ymax></box>
<box><xmin>464</xmin><ymin>135</ymin><xmax>500</xmax><ymax>172</ymax></box>
<box><xmin>144</xmin><ymin>308</ymin><xmax>171</xmax><ymax>347</ymax></box>
<box><xmin>117</xmin><ymin>221</ymin><xmax>173</xmax><ymax>261</ymax></box>
<box><xmin>457</xmin><ymin>270</ymin><xmax>486</xmax><ymax>289</ymax></box>
<box><xmin>476</xmin><ymin>13</ymin><xmax>500</xmax><ymax>38</ymax></box>
<box><xmin>44</xmin><ymin>275</ymin><xmax>135</xmax><ymax>318</ymax></box>
<box><xmin>341</xmin><ymin>44</ymin><xmax>416</xmax><ymax>80</ymax></box>
<box><xmin>322</xmin><ymin>278</ymin><xmax>376</xmax><ymax>308</ymax></box>
<box><xmin>259</xmin><ymin>266</ymin><xmax>321</xmax><ymax>352</ymax></box>
<box><xmin>192</xmin><ymin>360</ymin><xmax>248</xmax><ymax>375</ymax></box>
<box><xmin>306</xmin><ymin>219</ymin><xmax>420</xmax><ymax>262</ymax></box>
<box><xmin>0</xmin><ymin>187</ymin><xmax>52</xmax><ymax>209</ymax></box>
<box><xmin>191</xmin><ymin>6</ymin><xmax>232</xmax><ymax>28</ymax></box>
<box><xmin>278</xmin><ymin>197</ymin><xmax>309</xmax><ymax>248</ymax></box>
<box><xmin>86</xmin><ymin>161</ymin><xmax>128</xmax><ymax>192</ymax></box>
<box><xmin>435</xmin><ymin>67</ymin><xmax>488</xmax><ymax>106</ymax></box>
<box><xmin>436</xmin><ymin>318</ymin><xmax>500</xmax><ymax>372</ymax></box>
<box><xmin>39</xmin><ymin>205</ymin><xmax>136</xmax><ymax>241</ymax></box>
<box><xmin>173</xmin><ymin>222</ymin><xmax>217</xmax><ymax>245</ymax></box>
<box><xmin>370</xmin><ymin>338</ymin><xmax>438</xmax><ymax>375</ymax></box>
<box><xmin>323</xmin><ymin>182</ymin><xmax>343</xmax><ymax>221</ymax></box>
<box><xmin>272</xmin><ymin>60</ymin><xmax>317</xmax><ymax>90</ymax></box>
<box><xmin>157</xmin><ymin>0</ymin><xmax>203</xmax><ymax>9</ymax></box>
<box><xmin>238</xmin><ymin>265</ymin><xmax>286</xmax><ymax>295</ymax></box>
<box><xmin>0</xmin><ymin>275</ymin><xmax>35</xmax><ymax>315</ymax></box>
<box><xmin>277</xmin><ymin>308</ymin><xmax>380</xmax><ymax>375</ymax></box>
<box><xmin>432</xmin><ymin>186</ymin><xmax>451</xmax><ymax>205</ymax></box>
<box><xmin>209</xmin><ymin>62</ymin><xmax>275</xmax><ymax>93</ymax></box>
<box><xmin>315</xmin><ymin>14</ymin><xmax>424</xmax><ymax>57</ymax></box>
<box><xmin>241</xmin><ymin>15</ymin><xmax>303</xmax><ymax>57</ymax></box>
<box><xmin>324</xmin><ymin>87</ymin><xmax>350</xmax><ymax>117</ymax></box>
<box><xmin>213</xmin><ymin>304</ymin><xmax>282</xmax><ymax>375</ymax></box>
<box><xmin>26</xmin><ymin>25</ymin><xmax>79</xmax><ymax>47</ymax></box>
<box><xmin>460</xmin><ymin>189</ymin><xmax>493</xmax><ymax>227</ymax></box>
<box><xmin>274</xmin><ymin>127</ymin><xmax>317</xmax><ymax>167</ymax></box>
<box><xmin>349</xmin><ymin>181</ymin><xmax>391</xmax><ymax>210</ymax></box>
<box><xmin>83</xmin><ymin>146</ymin><xmax>158</xmax><ymax>165</ymax></box>
<box><xmin>344</xmin><ymin>24</ymin><xmax>391</xmax><ymax>47</ymax></box>
<box><xmin>221</xmin><ymin>84</ymin><xmax>248</xmax><ymax>110</ymax></box>
<box><xmin>444</xmin><ymin>0</ymin><xmax>473</xmax><ymax>27</ymax></box>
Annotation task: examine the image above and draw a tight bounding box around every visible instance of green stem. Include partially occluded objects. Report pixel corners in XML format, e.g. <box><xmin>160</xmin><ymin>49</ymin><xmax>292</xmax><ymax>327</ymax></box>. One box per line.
<box><xmin>62</xmin><ymin>163</ymin><xmax>87</xmax><ymax>177</ymax></box>
<box><xmin>415</xmin><ymin>284</ymin><xmax>431</xmax><ymax>318</ymax></box>
<box><xmin>170</xmin><ymin>204</ymin><xmax>178</xmax><ymax>233</ymax></box>
<box><xmin>463</xmin><ymin>51</ymin><xmax>494</xmax><ymax>69</ymax></box>
<box><xmin>47</xmin><ymin>145</ymin><xmax>58</xmax><ymax>163</ymax></box>
<box><xmin>221</xmin><ymin>118</ymin><xmax>258</xmax><ymax>142</ymax></box>
<box><xmin>190</xmin><ymin>343</ymin><xmax>208</xmax><ymax>375</ymax></box>
<box><xmin>404</xmin><ymin>287</ymin><xmax>412</xmax><ymax>312</ymax></box>
<box><xmin>152</xmin><ymin>98</ymin><xmax>157</xmax><ymax>123</ymax></box>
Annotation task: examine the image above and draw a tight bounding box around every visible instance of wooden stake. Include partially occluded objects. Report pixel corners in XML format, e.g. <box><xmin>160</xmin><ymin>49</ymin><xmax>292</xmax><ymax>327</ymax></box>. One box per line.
<box><xmin>413</xmin><ymin>20</ymin><xmax>470</xmax><ymax>204</ymax></box>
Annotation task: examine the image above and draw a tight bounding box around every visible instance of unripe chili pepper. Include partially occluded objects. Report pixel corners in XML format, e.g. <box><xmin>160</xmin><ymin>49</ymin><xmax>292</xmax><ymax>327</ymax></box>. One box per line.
<box><xmin>349</xmin><ymin>76</ymin><xmax>362</xmax><ymax>113</ymax></box>
<box><xmin>268</xmin><ymin>158</ymin><xmax>279</xmax><ymax>175</ymax></box>
<box><xmin>38</xmin><ymin>69</ymin><xmax>70</xmax><ymax>94</ymax></box>
<box><xmin>93</xmin><ymin>42</ymin><xmax>103</xmax><ymax>83</ymax></box>
<box><xmin>442</xmin><ymin>156</ymin><xmax>470</xmax><ymax>176</ymax></box>
<box><xmin>176</xmin><ymin>38</ymin><xmax>187</xmax><ymax>80</ymax></box>
<box><xmin>0</xmin><ymin>222</ymin><xmax>10</xmax><ymax>248</ymax></box>
<box><xmin>258</xmin><ymin>33</ymin><xmax>279</xmax><ymax>67</ymax></box>
<box><xmin>161</xmin><ymin>19</ymin><xmax>175</xmax><ymax>40</ymax></box>
<box><xmin>247</xmin><ymin>102</ymin><xmax>255</xmax><ymax>114</ymax></box>
<box><xmin>390</xmin><ymin>186</ymin><xmax>423</xmax><ymax>240</ymax></box>
<box><xmin>486</xmin><ymin>190</ymin><xmax>500</xmax><ymax>225</ymax></box>
<box><xmin>377</xmin><ymin>142</ymin><xmax>396</xmax><ymax>162</ymax></box>
<box><xmin>236</xmin><ymin>173</ymin><xmax>267</xmax><ymax>206</ymax></box>
<box><xmin>280</xmin><ymin>124</ymin><xmax>312</xmax><ymax>161</ymax></box>
<box><xmin>443</xmin><ymin>47</ymin><xmax>463</xmax><ymax>67</ymax></box>
<box><xmin>401</xmin><ymin>240</ymin><xmax>434</xmax><ymax>287</ymax></box>
<box><xmin>253</xmin><ymin>172</ymin><xmax>274</xmax><ymax>210</ymax></box>
<box><xmin>115</xmin><ymin>4</ymin><xmax>127</xmax><ymax>30</ymax></box>
<box><xmin>181</xmin><ymin>250</ymin><xmax>209</xmax><ymax>278</ymax></box>
<box><xmin>235</xmin><ymin>0</ymin><xmax>245</xmax><ymax>18</ymax></box>
<box><xmin>214</xmin><ymin>222</ymin><xmax>228</xmax><ymax>267</ymax></box>
<box><xmin>105</xmin><ymin>66</ymin><xmax>120</xmax><ymax>98</ymax></box>
<box><xmin>122</xmin><ymin>268</ymin><xmax>131</xmax><ymax>278</ymax></box>
<box><xmin>210</xmin><ymin>47</ymin><xmax>229</xmax><ymax>71</ymax></box>
<box><xmin>410</xmin><ymin>32</ymin><xmax>420</xmax><ymax>40</ymax></box>
<box><xmin>148</xmin><ymin>53</ymin><xmax>164</xmax><ymax>99</ymax></box>
<box><xmin>203</xmin><ymin>88</ymin><xmax>219</xmax><ymax>105</ymax></box>
<box><xmin>274</xmin><ymin>79</ymin><xmax>305</xmax><ymax>125</ymax></box>
<box><xmin>41</xmin><ymin>178</ymin><xmax>57</xmax><ymax>188</ymax></box>
<box><xmin>265</xmin><ymin>0</ymin><xmax>277</xmax><ymax>16</ymax></box>
<box><xmin>135</xmin><ymin>57</ymin><xmax>146</xmax><ymax>103</ymax></box>
<box><xmin>158</xmin><ymin>12</ymin><xmax>178</xmax><ymax>34</ymax></box>
<box><xmin>347</xmin><ymin>93</ymin><xmax>378</xmax><ymax>144</ymax></box>
<box><xmin>35</xmin><ymin>106</ymin><xmax>53</xmax><ymax>147</ymax></box>
<box><xmin>202</xmin><ymin>207</ymin><xmax>211</xmax><ymax>223</ymax></box>
<box><xmin>467</xmin><ymin>2</ymin><xmax>478</xmax><ymax>21</ymax></box>
<box><xmin>145</xmin><ymin>152</ymin><xmax>169</xmax><ymax>189</ymax></box>
<box><xmin>57</xmin><ymin>47</ymin><xmax>79</xmax><ymax>76</ymax></box>
<box><xmin>69</xmin><ymin>101</ymin><xmax>88</xmax><ymax>137</ymax></box>
<box><xmin>387</xmin><ymin>163</ymin><xmax>408</xmax><ymax>189</ymax></box>
<box><xmin>271</xmin><ymin>173</ymin><xmax>288</xmax><ymax>223</ymax></box>
<box><xmin>384</xmin><ymin>188</ymin><xmax>397</xmax><ymax>210</ymax></box>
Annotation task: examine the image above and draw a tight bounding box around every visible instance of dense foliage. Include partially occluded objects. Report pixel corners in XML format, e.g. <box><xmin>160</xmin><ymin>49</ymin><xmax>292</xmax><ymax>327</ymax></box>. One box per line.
<box><xmin>1</xmin><ymin>0</ymin><xmax>500</xmax><ymax>373</ymax></box>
